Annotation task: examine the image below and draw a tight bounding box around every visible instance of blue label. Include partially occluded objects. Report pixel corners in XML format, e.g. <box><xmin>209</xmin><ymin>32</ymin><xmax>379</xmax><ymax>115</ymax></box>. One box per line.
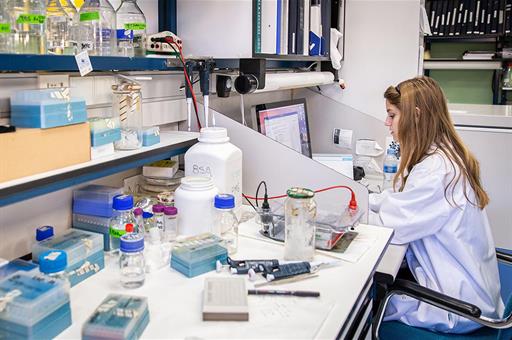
<box><xmin>116</xmin><ymin>29</ymin><xmax>133</xmax><ymax>40</ymax></box>
<box><xmin>383</xmin><ymin>165</ymin><xmax>397</xmax><ymax>173</ymax></box>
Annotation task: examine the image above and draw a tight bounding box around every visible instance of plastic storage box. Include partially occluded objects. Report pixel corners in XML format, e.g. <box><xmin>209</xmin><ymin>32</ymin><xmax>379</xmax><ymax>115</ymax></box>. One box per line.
<box><xmin>171</xmin><ymin>234</ymin><xmax>228</xmax><ymax>277</ymax></box>
<box><xmin>72</xmin><ymin>213</ymin><xmax>111</xmax><ymax>251</ymax></box>
<box><xmin>0</xmin><ymin>272</ymin><xmax>71</xmax><ymax>339</ymax></box>
<box><xmin>82</xmin><ymin>294</ymin><xmax>149</xmax><ymax>340</ymax></box>
<box><xmin>73</xmin><ymin>185</ymin><xmax>123</xmax><ymax>218</ymax></box>
<box><xmin>10</xmin><ymin>89</ymin><xmax>87</xmax><ymax>129</ymax></box>
<box><xmin>32</xmin><ymin>229</ymin><xmax>104</xmax><ymax>287</ymax></box>
<box><xmin>89</xmin><ymin>117</ymin><xmax>121</xmax><ymax>147</ymax></box>
<box><xmin>0</xmin><ymin>259</ymin><xmax>38</xmax><ymax>280</ymax></box>
<box><xmin>142</xmin><ymin>126</ymin><xmax>160</xmax><ymax>146</ymax></box>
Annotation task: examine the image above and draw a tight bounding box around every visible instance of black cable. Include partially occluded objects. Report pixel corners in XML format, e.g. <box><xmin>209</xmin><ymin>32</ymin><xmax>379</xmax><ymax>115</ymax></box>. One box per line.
<box><xmin>255</xmin><ymin>181</ymin><xmax>267</xmax><ymax>208</ymax></box>
<box><xmin>243</xmin><ymin>194</ymin><xmax>257</xmax><ymax>212</ymax></box>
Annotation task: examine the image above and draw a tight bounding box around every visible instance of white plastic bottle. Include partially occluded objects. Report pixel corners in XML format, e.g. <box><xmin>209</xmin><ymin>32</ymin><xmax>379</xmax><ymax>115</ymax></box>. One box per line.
<box><xmin>174</xmin><ymin>176</ymin><xmax>218</xmax><ymax>237</ymax></box>
<box><xmin>383</xmin><ymin>149</ymin><xmax>398</xmax><ymax>190</ymax></box>
<box><xmin>184</xmin><ymin>127</ymin><xmax>242</xmax><ymax>216</ymax></box>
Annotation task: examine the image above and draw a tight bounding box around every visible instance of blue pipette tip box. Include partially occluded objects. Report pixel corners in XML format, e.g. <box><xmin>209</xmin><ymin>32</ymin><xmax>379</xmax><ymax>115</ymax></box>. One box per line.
<box><xmin>82</xmin><ymin>294</ymin><xmax>149</xmax><ymax>340</ymax></box>
<box><xmin>170</xmin><ymin>234</ymin><xmax>228</xmax><ymax>278</ymax></box>
<box><xmin>0</xmin><ymin>272</ymin><xmax>71</xmax><ymax>339</ymax></box>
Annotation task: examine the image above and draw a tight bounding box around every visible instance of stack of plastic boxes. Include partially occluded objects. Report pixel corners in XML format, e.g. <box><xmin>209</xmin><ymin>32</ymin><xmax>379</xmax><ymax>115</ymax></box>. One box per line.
<box><xmin>142</xmin><ymin>126</ymin><xmax>160</xmax><ymax>147</ymax></box>
<box><xmin>170</xmin><ymin>234</ymin><xmax>228</xmax><ymax>278</ymax></box>
<box><xmin>82</xmin><ymin>294</ymin><xmax>149</xmax><ymax>339</ymax></box>
<box><xmin>89</xmin><ymin>117</ymin><xmax>121</xmax><ymax>159</ymax></box>
<box><xmin>72</xmin><ymin>185</ymin><xmax>123</xmax><ymax>251</ymax></box>
<box><xmin>0</xmin><ymin>272</ymin><xmax>71</xmax><ymax>339</ymax></box>
<box><xmin>32</xmin><ymin>229</ymin><xmax>104</xmax><ymax>287</ymax></box>
<box><xmin>10</xmin><ymin>89</ymin><xmax>87</xmax><ymax>129</ymax></box>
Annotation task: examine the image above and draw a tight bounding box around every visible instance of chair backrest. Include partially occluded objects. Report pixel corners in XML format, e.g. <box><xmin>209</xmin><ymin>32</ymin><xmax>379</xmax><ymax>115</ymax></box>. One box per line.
<box><xmin>497</xmin><ymin>254</ymin><xmax>512</xmax><ymax>340</ymax></box>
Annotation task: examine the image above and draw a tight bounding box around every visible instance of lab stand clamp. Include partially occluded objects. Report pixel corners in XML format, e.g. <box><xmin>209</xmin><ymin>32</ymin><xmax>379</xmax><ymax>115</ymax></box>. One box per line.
<box><xmin>234</xmin><ymin>58</ymin><xmax>267</xmax><ymax>95</ymax></box>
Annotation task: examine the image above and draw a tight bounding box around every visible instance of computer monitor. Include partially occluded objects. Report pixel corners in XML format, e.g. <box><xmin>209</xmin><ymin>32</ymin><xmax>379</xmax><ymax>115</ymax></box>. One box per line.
<box><xmin>254</xmin><ymin>99</ymin><xmax>312</xmax><ymax>158</ymax></box>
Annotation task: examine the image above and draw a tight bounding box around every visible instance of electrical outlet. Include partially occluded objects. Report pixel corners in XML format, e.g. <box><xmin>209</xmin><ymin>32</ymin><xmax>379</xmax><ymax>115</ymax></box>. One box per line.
<box><xmin>38</xmin><ymin>74</ymin><xmax>70</xmax><ymax>89</ymax></box>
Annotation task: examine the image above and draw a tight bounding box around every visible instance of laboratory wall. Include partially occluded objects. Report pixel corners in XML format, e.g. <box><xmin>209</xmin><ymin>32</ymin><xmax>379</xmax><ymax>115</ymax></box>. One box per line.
<box><xmin>329</xmin><ymin>0</ymin><xmax>421</xmax><ymax>122</ymax></box>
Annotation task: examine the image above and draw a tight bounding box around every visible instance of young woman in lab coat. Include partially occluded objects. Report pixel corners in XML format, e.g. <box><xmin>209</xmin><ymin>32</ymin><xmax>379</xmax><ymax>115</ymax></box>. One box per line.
<box><xmin>370</xmin><ymin>76</ymin><xmax>504</xmax><ymax>333</ymax></box>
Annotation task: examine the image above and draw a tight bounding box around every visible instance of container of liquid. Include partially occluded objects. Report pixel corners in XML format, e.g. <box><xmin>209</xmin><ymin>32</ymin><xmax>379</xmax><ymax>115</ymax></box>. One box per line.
<box><xmin>9</xmin><ymin>0</ymin><xmax>47</xmax><ymax>54</ymax></box>
<box><xmin>78</xmin><ymin>0</ymin><xmax>116</xmax><ymax>56</ymax></box>
<box><xmin>0</xmin><ymin>3</ymin><xmax>13</xmax><ymax>53</ymax></box>
<box><xmin>119</xmin><ymin>233</ymin><xmax>145</xmax><ymax>288</ymax></box>
<box><xmin>46</xmin><ymin>0</ymin><xmax>77</xmax><ymax>55</ymax></box>
<box><xmin>115</xmin><ymin>0</ymin><xmax>146</xmax><ymax>57</ymax></box>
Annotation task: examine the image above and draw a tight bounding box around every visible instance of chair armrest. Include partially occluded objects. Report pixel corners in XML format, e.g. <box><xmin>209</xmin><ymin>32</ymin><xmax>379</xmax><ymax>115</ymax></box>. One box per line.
<box><xmin>497</xmin><ymin>250</ymin><xmax>512</xmax><ymax>265</ymax></box>
<box><xmin>389</xmin><ymin>279</ymin><xmax>482</xmax><ymax>317</ymax></box>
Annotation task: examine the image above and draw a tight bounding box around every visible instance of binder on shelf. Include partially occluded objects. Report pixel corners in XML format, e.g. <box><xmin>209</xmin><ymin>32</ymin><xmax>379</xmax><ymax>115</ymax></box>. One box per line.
<box><xmin>455</xmin><ymin>1</ymin><xmax>463</xmax><ymax>35</ymax></box>
<box><xmin>261</xmin><ymin>0</ymin><xmax>278</xmax><ymax>54</ymax></box>
<box><xmin>255</xmin><ymin>0</ymin><xmax>262</xmax><ymax>53</ymax></box>
<box><xmin>433</xmin><ymin>0</ymin><xmax>441</xmax><ymax>35</ymax></box>
<box><xmin>498</xmin><ymin>0</ymin><xmax>505</xmax><ymax>34</ymax></box>
<box><xmin>474</xmin><ymin>0</ymin><xmax>481</xmax><ymax>34</ymax></box>
<box><xmin>439</xmin><ymin>0</ymin><xmax>448</xmax><ymax>35</ymax></box>
<box><xmin>449</xmin><ymin>0</ymin><xmax>457</xmax><ymax>36</ymax></box>
<box><xmin>303</xmin><ymin>0</ymin><xmax>310</xmax><ymax>56</ymax></box>
<box><xmin>288</xmin><ymin>0</ymin><xmax>298</xmax><ymax>54</ymax></box>
<box><xmin>276</xmin><ymin>0</ymin><xmax>282</xmax><ymax>54</ymax></box>
<box><xmin>321</xmin><ymin>0</ymin><xmax>331</xmax><ymax>56</ymax></box>
<box><xmin>309</xmin><ymin>0</ymin><xmax>322</xmax><ymax>55</ymax></box>
<box><xmin>280</xmin><ymin>0</ymin><xmax>289</xmax><ymax>54</ymax></box>
<box><xmin>467</xmin><ymin>0</ymin><xmax>476</xmax><ymax>34</ymax></box>
<box><xmin>296</xmin><ymin>0</ymin><xmax>305</xmax><ymax>55</ymax></box>
<box><xmin>506</xmin><ymin>0</ymin><xmax>512</xmax><ymax>34</ymax></box>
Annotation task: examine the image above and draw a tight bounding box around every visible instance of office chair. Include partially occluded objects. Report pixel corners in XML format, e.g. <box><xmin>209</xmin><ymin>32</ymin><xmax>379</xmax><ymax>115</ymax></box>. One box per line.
<box><xmin>373</xmin><ymin>250</ymin><xmax>512</xmax><ymax>340</ymax></box>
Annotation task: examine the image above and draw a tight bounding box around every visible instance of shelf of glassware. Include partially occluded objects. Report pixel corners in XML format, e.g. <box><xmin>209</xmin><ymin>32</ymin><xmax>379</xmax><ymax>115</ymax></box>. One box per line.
<box><xmin>0</xmin><ymin>131</ymin><xmax>199</xmax><ymax>207</ymax></box>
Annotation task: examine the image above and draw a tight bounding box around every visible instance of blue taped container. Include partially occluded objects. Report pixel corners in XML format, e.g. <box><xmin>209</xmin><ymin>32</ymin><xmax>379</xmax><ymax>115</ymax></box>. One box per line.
<box><xmin>0</xmin><ymin>272</ymin><xmax>71</xmax><ymax>339</ymax></box>
<box><xmin>142</xmin><ymin>127</ymin><xmax>160</xmax><ymax>146</ymax></box>
<box><xmin>89</xmin><ymin>117</ymin><xmax>121</xmax><ymax>147</ymax></box>
<box><xmin>73</xmin><ymin>185</ymin><xmax>123</xmax><ymax>218</ymax></box>
<box><xmin>31</xmin><ymin>229</ymin><xmax>104</xmax><ymax>287</ymax></box>
<box><xmin>10</xmin><ymin>89</ymin><xmax>87</xmax><ymax>129</ymax></box>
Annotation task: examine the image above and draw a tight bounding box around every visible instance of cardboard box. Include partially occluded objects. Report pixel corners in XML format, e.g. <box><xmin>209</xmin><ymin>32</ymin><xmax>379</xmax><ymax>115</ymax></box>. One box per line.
<box><xmin>0</xmin><ymin>123</ymin><xmax>91</xmax><ymax>183</ymax></box>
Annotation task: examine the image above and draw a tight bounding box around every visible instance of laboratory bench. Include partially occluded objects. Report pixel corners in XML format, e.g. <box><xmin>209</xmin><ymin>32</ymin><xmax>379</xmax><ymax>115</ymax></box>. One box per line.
<box><xmin>57</xmin><ymin>213</ymin><xmax>398</xmax><ymax>339</ymax></box>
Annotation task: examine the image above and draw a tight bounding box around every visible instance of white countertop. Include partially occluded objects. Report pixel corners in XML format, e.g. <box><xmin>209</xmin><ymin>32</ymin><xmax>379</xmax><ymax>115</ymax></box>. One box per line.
<box><xmin>449</xmin><ymin>103</ymin><xmax>512</xmax><ymax>128</ymax></box>
<box><xmin>57</xmin><ymin>218</ymin><xmax>394</xmax><ymax>339</ymax></box>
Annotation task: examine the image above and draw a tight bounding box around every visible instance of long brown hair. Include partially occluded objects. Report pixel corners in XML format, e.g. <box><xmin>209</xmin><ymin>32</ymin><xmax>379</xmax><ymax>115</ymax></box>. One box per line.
<box><xmin>384</xmin><ymin>76</ymin><xmax>489</xmax><ymax>209</ymax></box>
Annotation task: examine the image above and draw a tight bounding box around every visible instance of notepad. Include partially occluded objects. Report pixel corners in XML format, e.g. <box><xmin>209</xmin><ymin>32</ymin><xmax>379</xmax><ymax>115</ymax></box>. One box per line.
<box><xmin>202</xmin><ymin>277</ymin><xmax>249</xmax><ymax>321</ymax></box>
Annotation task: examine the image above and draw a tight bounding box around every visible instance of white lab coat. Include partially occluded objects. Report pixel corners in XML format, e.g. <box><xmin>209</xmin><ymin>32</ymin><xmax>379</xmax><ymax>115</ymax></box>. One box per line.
<box><xmin>369</xmin><ymin>148</ymin><xmax>504</xmax><ymax>333</ymax></box>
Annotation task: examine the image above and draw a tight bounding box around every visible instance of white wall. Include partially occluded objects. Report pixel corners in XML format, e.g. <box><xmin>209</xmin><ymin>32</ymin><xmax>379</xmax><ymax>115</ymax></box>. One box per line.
<box><xmin>327</xmin><ymin>0</ymin><xmax>421</xmax><ymax>122</ymax></box>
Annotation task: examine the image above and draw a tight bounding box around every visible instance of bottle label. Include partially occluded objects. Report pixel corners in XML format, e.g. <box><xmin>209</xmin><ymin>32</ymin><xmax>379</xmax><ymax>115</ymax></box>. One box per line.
<box><xmin>109</xmin><ymin>227</ymin><xmax>126</xmax><ymax>238</ymax></box>
<box><xmin>383</xmin><ymin>164</ymin><xmax>398</xmax><ymax>173</ymax></box>
<box><xmin>17</xmin><ymin>14</ymin><xmax>46</xmax><ymax>25</ymax></box>
<box><xmin>0</xmin><ymin>23</ymin><xmax>10</xmax><ymax>33</ymax></box>
<box><xmin>124</xmin><ymin>23</ymin><xmax>146</xmax><ymax>30</ymax></box>
<box><xmin>117</xmin><ymin>29</ymin><xmax>134</xmax><ymax>40</ymax></box>
<box><xmin>80</xmin><ymin>11</ymin><xmax>100</xmax><ymax>22</ymax></box>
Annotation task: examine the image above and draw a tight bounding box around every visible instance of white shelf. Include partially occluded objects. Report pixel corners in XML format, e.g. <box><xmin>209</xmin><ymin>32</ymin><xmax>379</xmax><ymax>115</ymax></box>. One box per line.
<box><xmin>0</xmin><ymin>131</ymin><xmax>198</xmax><ymax>207</ymax></box>
<box><xmin>424</xmin><ymin>60</ymin><xmax>502</xmax><ymax>70</ymax></box>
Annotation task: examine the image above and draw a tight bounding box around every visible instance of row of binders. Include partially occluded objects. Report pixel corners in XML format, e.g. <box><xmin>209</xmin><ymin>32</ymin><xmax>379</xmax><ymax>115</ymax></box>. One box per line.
<box><xmin>255</xmin><ymin>0</ymin><xmax>331</xmax><ymax>56</ymax></box>
<box><xmin>426</xmin><ymin>0</ymin><xmax>512</xmax><ymax>37</ymax></box>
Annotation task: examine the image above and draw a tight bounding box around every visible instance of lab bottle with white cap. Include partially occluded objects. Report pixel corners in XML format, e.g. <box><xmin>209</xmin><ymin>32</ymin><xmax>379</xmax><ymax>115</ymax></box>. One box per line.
<box><xmin>184</xmin><ymin>127</ymin><xmax>242</xmax><ymax>215</ymax></box>
<box><xmin>174</xmin><ymin>176</ymin><xmax>218</xmax><ymax>237</ymax></box>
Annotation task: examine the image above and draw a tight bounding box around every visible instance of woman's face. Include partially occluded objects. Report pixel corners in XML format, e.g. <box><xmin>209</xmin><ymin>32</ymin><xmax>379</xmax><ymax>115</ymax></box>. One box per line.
<box><xmin>385</xmin><ymin>100</ymin><xmax>401</xmax><ymax>141</ymax></box>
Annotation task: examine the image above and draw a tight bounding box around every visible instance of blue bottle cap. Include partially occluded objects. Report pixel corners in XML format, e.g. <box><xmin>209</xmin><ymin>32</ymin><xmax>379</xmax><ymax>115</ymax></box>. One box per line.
<box><xmin>39</xmin><ymin>250</ymin><xmax>67</xmax><ymax>274</ymax></box>
<box><xmin>214</xmin><ymin>194</ymin><xmax>235</xmax><ymax>209</ymax></box>
<box><xmin>112</xmin><ymin>194</ymin><xmax>134</xmax><ymax>211</ymax></box>
<box><xmin>36</xmin><ymin>226</ymin><xmax>54</xmax><ymax>241</ymax></box>
<box><xmin>142</xmin><ymin>211</ymin><xmax>153</xmax><ymax>219</ymax></box>
<box><xmin>120</xmin><ymin>234</ymin><xmax>144</xmax><ymax>253</ymax></box>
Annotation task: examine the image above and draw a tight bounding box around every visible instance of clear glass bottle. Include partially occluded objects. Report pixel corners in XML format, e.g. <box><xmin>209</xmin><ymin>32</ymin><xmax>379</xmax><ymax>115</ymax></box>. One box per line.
<box><xmin>144</xmin><ymin>227</ymin><xmax>169</xmax><ymax>273</ymax></box>
<box><xmin>133</xmin><ymin>207</ymin><xmax>143</xmax><ymax>233</ymax></box>
<box><xmin>78</xmin><ymin>0</ymin><xmax>116</xmax><ymax>56</ymax></box>
<box><xmin>142</xmin><ymin>211</ymin><xmax>154</xmax><ymax>234</ymax></box>
<box><xmin>152</xmin><ymin>204</ymin><xmax>165</xmax><ymax>233</ymax></box>
<box><xmin>284</xmin><ymin>187</ymin><xmax>316</xmax><ymax>261</ymax></box>
<box><xmin>112</xmin><ymin>82</ymin><xmax>143</xmax><ymax>150</ymax></box>
<box><xmin>213</xmin><ymin>194</ymin><xmax>239</xmax><ymax>255</ymax></box>
<box><xmin>503</xmin><ymin>63</ymin><xmax>512</xmax><ymax>89</ymax></box>
<box><xmin>46</xmin><ymin>0</ymin><xmax>77</xmax><ymax>55</ymax></box>
<box><xmin>109</xmin><ymin>194</ymin><xmax>135</xmax><ymax>253</ymax></box>
<box><xmin>383</xmin><ymin>148</ymin><xmax>398</xmax><ymax>190</ymax></box>
<box><xmin>0</xmin><ymin>2</ymin><xmax>13</xmax><ymax>53</ymax></box>
<box><xmin>119</xmin><ymin>233</ymin><xmax>145</xmax><ymax>288</ymax></box>
<box><xmin>115</xmin><ymin>0</ymin><xmax>145</xmax><ymax>57</ymax></box>
<box><xmin>9</xmin><ymin>0</ymin><xmax>47</xmax><ymax>54</ymax></box>
<box><xmin>163</xmin><ymin>206</ymin><xmax>178</xmax><ymax>242</ymax></box>
<box><xmin>38</xmin><ymin>250</ymin><xmax>69</xmax><ymax>285</ymax></box>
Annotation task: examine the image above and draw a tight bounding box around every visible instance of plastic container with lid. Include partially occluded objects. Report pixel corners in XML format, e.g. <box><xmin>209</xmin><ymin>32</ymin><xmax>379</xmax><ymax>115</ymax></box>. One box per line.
<box><xmin>36</xmin><ymin>225</ymin><xmax>54</xmax><ymax>242</ymax></box>
<box><xmin>88</xmin><ymin>117</ymin><xmax>121</xmax><ymax>147</ymax></box>
<box><xmin>0</xmin><ymin>271</ymin><xmax>71</xmax><ymax>339</ymax></box>
<box><xmin>174</xmin><ymin>176</ymin><xmax>219</xmax><ymax>237</ymax></box>
<box><xmin>81</xmin><ymin>294</ymin><xmax>149</xmax><ymax>340</ymax></box>
<box><xmin>109</xmin><ymin>194</ymin><xmax>135</xmax><ymax>252</ymax></box>
<box><xmin>32</xmin><ymin>229</ymin><xmax>104</xmax><ymax>287</ymax></box>
<box><xmin>38</xmin><ymin>250</ymin><xmax>69</xmax><ymax>283</ymax></box>
<box><xmin>213</xmin><ymin>194</ymin><xmax>238</xmax><ymax>255</ymax></box>
<box><xmin>73</xmin><ymin>213</ymin><xmax>111</xmax><ymax>251</ymax></box>
<box><xmin>152</xmin><ymin>204</ymin><xmax>165</xmax><ymax>232</ymax></box>
<box><xmin>73</xmin><ymin>185</ymin><xmax>123</xmax><ymax>218</ymax></box>
<box><xmin>112</xmin><ymin>82</ymin><xmax>143</xmax><ymax>150</ymax></box>
<box><xmin>184</xmin><ymin>127</ymin><xmax>242</xmax><ymax>215</ymax></box>
<box><xmin>119</xmin><ymin>233</ymin><xmax>145</xmax><ymax>288</ymax></box>
<box><xmin>163</xmin><ymin>206</ymin><xmax>178</xmax><ymax>242</ymax></box>
<box><xmin>142</xmin><ymin>126</ymin><xmax>160</xmax><ymax>146</ymax></box>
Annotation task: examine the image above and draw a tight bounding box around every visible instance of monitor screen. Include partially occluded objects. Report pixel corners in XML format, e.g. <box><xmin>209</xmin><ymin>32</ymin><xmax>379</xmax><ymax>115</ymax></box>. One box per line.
<box><xmin>254</xmin><ymin>99</ymin><xmax>312</xmax><ymax>158</ymax></box>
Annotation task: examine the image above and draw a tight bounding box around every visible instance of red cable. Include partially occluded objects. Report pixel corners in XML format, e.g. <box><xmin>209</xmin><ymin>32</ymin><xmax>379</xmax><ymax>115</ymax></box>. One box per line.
<box><xmin>242</xmin><ymin>185</ymin><xmax>358</xmax><ymax>211</ymax></box>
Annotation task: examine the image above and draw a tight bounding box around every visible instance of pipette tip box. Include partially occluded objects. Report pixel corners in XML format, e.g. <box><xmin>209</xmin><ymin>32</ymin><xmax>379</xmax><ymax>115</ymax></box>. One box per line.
<box><xmin>73</xmin><ymin>185</ymin><xmax>123</xmax><ymax>218</ymax></box>
<box><xmin>171</xmin><ymin>234</ymin><xmax>228</xmax><ymax>278</ymax></box>
<box><xmin>32</xmin><ymin>229</ymin><xmax>104</xmax><ymax>287</ymax></box>
<box><xmin>82</xmin><ymin>294</ymin><xmax>149</xmax><ymax>340</ymax></box>
<box><xmin>0</xmin><ymin>272</ymin><xmax>71</xmax><ymax>339</ymax></box>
